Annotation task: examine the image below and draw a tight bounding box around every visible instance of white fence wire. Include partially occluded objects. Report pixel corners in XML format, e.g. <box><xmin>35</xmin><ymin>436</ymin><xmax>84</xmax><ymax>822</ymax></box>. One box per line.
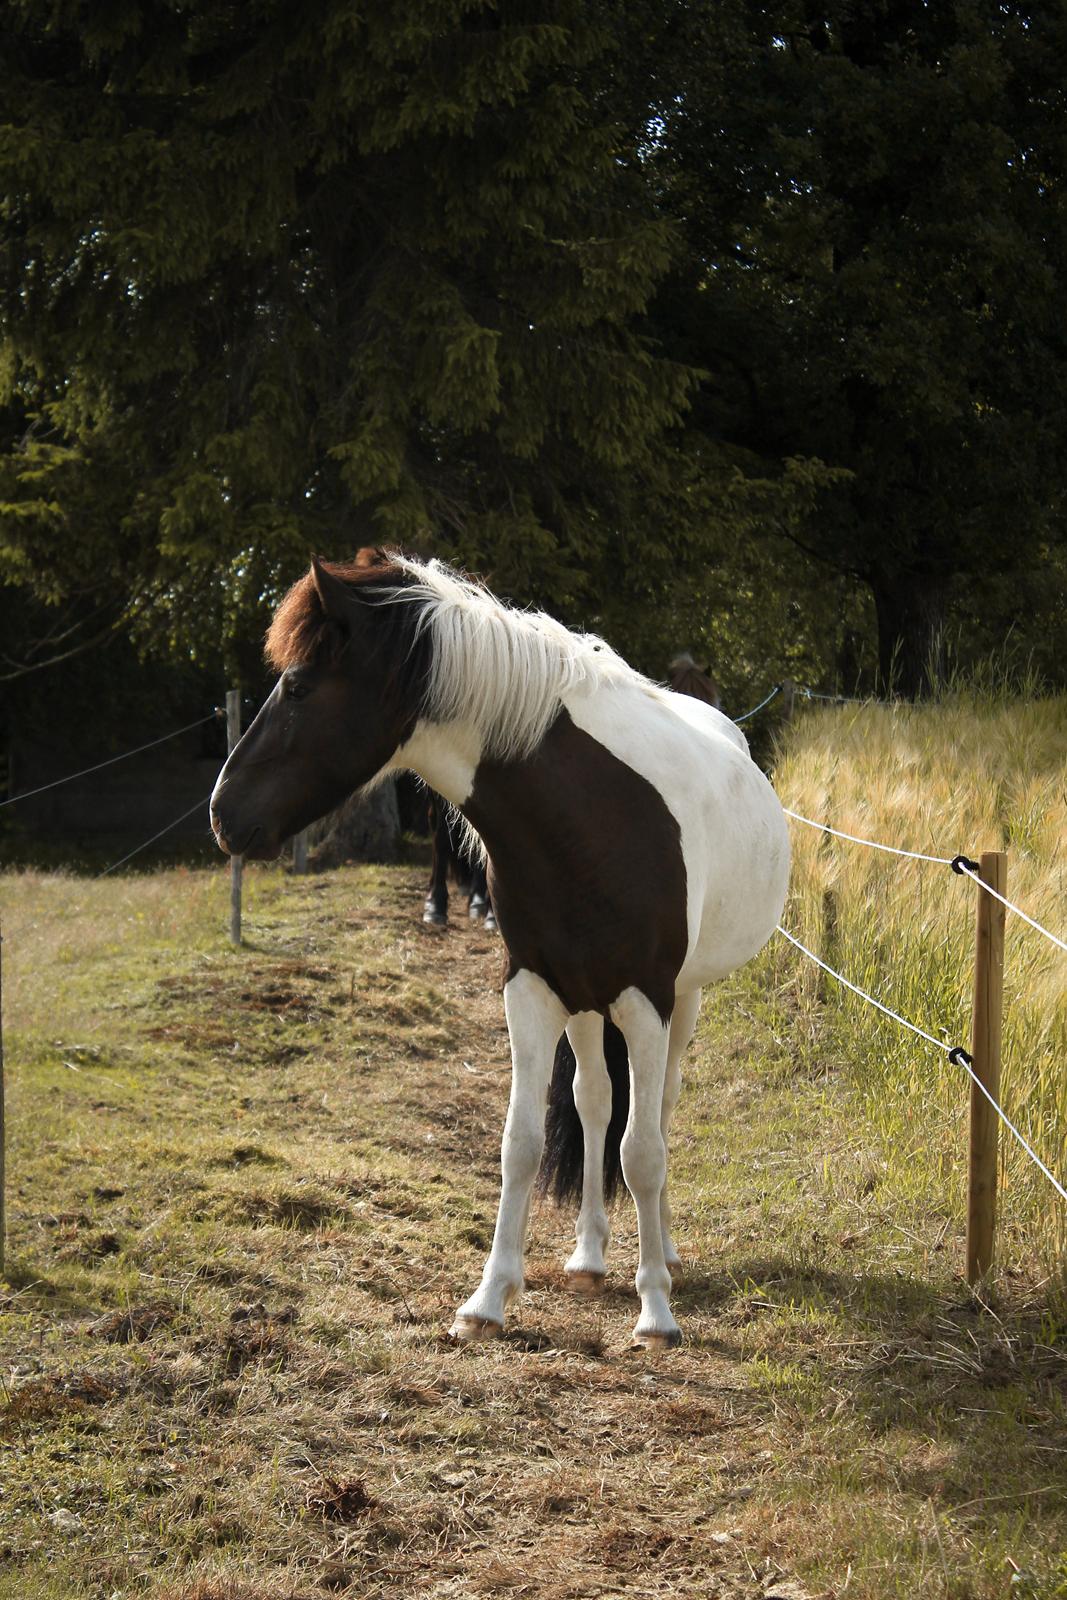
<box><xmin>776</xmin><ymin>925</ymin><xmax>1067</xmax><ymax>1205</ymax></box>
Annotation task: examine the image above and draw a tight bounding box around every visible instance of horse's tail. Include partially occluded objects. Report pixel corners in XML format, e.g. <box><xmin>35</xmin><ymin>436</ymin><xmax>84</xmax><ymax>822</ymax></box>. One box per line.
<box><xmin>537</xmin><ymin>1021</ymin><xmax>630</xmax><ymax>1205</ymax></box>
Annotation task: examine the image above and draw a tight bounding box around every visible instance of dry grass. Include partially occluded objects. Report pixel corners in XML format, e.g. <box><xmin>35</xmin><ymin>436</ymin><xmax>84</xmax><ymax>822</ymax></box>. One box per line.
<box><xmin>770</xmin><ymin>692</ymin><xmax>1067</xmax><ymax>1276</ymax></box>
<box><xmin>0</xmin><ymin>856</ymin><xmax>1065</xmax><ymax>1598</ymax></box>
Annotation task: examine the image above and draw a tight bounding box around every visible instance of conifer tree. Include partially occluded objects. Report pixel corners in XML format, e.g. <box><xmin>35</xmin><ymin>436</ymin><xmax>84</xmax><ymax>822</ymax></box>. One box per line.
<box><xmin>0</xmin><ymin>0</ymin><xmax>696</xmax><ymax>667</ymax></box>
<box><xmin>631</xmin><ymin>0</ymin><xmax>1067</xmax><ymax>693</ymax></box>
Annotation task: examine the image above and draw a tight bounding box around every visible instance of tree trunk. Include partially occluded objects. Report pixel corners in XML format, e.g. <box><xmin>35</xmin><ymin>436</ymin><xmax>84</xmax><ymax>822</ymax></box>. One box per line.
<box><xmin>306</xmin><ymin>778</ymin><xmax>401</xmax><ymax>867</ymax></box>
<box><xmin>871</xmin><ymin>572</ymin><xmax>949</xmax><ymax>698</ymax></box>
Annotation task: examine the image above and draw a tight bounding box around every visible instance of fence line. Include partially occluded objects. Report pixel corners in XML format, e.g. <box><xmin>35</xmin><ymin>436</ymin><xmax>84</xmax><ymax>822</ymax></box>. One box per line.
<box><xmin>783</xmin><ymin>808</ymin><xmax>1066</xmax><ymax>955</ymax></box>
<box><xmin>775</xmin><ymin>925</ymin><xmax>1067</xmax><ymax>1205</ymax></box>
<box><xmin>953</xmin><ymin>863</ymin><xmax>1067</xmax><ymax>955</ymax></box>
<box><xmin>0</xmin><ymin>713</ymin><xmax>220</xmax><ymax>811</ymax></box>
<box><xmin>796</xmin><ymin>685</ymin><xmax>870</xmax><ymax>705</ymax></box>
<box><xmin>94</xmin><ymin>793</ymin><xmax>216</xmax><ymax>880</ymax></box>
<box><xmin>733</xmin><ymin>683</ymin><xmax>781</xmax><ymax>723</ymax></box>
<box><xmin>782</xmin><ymin>807</ymin><xmax>957</xmax><ymax>866</ymax></box>
<box><xmin>730</xmin><ymin>681</ymin><xmax>878</xmax><ymax>725</ymax></box>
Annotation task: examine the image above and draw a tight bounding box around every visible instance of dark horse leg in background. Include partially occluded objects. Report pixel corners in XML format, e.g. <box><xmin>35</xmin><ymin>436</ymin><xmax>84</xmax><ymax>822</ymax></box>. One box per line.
<box><xmin>423</xmin><ymin>792</ymin><xmax>496</xmax><ymax>930</ymax></box>
<box><xmin>423</xmin><ymin>794</ymin><xmax>452</xmax><ymax>926</ymax></box>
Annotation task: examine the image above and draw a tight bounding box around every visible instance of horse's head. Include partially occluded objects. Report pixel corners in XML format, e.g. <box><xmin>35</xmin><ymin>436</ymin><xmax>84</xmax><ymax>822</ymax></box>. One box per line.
<box><xmin>210</xmin><ymin>552</ymin><xmax>428</xmax><ymax>859</ymax></box>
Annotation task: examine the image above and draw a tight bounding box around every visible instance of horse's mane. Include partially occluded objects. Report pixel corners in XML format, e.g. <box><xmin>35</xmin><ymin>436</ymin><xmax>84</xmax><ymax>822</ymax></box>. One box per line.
<box><xmin>266</xmin><ymin>549</ymin><xmax>652</xmax><ymax>761</ymax></box>
<box><xmin>265</xmin><ymin>550</ymin><xmax>413</xmax><ymax>672</ymax></box>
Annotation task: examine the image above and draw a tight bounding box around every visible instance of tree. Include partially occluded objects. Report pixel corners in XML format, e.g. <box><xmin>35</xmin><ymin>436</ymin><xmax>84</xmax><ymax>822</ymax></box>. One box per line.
<box><xmin>0</xmin><ymin>0</ymin><xmax>700</xmax><ymax>675</ymax></box>
<box><xmin>630</xmin><ymin>0</ymin><xmax>1067</xmax><ymax>693</ymax></box>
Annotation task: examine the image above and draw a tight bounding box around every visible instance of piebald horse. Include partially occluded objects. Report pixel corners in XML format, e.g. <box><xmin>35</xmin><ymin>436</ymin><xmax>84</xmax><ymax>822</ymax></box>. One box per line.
<box><xmin>210</xmin><ymin>550</ymin><xmax>790</xmax><ymax>1348</ymax></box>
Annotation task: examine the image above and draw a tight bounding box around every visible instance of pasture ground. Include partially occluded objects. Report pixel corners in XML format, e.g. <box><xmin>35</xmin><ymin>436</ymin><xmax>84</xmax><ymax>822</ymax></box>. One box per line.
<box><xmin>0</xmin><ymin>860</ymin><xmax>1065</xmax><ymax>1599</ymax></box>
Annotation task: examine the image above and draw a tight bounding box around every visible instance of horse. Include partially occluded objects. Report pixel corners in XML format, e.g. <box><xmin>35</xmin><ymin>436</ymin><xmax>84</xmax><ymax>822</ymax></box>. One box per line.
<box><xmin>667</xmin><ymin>652</ymin><xmax>721</xmax><ymax>709</ymax></box>
<box><xmin>423</xmin><ymin>789</ymin><xmax>496</xmax><ymax>930</ymax></box>
<box><xmin>209</xmin><ymin>548</ymin><xmax>790</xmax><ymax>1348</ymax></box>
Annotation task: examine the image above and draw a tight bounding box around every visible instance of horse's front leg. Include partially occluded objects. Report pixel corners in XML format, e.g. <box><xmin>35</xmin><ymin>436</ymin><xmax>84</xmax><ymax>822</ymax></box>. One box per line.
<box><xmin>610</xmin><ymin>987</ymin><xmax>680</xmax><ymax>1349</ymax></box>
<box><xmin>450</xmin><ymin>970</ymin><xmax>567</xmax><ymax>1341</ymax></box>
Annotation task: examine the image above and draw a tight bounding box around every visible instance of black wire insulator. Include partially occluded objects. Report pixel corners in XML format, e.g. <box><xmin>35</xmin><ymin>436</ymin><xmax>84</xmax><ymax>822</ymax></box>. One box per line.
<box><xmin>948</xmin><ymin>1046</ymin><xmax>974</xmax><ymax>1067</ymax></box>
<box><xmin>950</xmin><ymin>854</ymin><xmax>981</xmax><ymax>875</ymax></box>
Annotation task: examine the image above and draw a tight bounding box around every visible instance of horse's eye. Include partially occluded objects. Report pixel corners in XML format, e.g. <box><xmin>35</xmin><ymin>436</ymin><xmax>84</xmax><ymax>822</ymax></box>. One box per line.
<box><xmin>284</xmin><ymin>678</ymin><xmax>311</xmax><ymax>702</ymax></box>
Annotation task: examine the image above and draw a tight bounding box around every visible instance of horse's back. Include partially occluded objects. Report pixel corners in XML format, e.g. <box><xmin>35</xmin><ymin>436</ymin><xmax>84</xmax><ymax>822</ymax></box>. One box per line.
<box><xmin>563</xmin><ymin>683</ymin><xmax>789</xmax><ymax>986</ymax></box>
<box><xmin>656</xmin><ymin>686</ymin><xmax>750</xmax><ymax>756</ymax></box>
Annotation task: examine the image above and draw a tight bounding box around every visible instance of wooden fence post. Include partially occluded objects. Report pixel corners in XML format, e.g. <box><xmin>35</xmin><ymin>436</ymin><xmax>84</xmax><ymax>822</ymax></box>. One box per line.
<box><xmin>226</xmin><ymin>689</ymin><xmax>243</xmax><ymax>947</ymax></box>
<box><xmin>292</xmin><ymin>830</ymin><xmax>309</xmax><ymax>875</ymax></box>
<box><xmin>966</xmin><ymin>850</ymin><xmax>1007</xmax><ymax>1286</ymax></box>
<box><xmin>781</xmin><ymin>679</ymin><xmax>796</xmax><ymax>721</ymax></box>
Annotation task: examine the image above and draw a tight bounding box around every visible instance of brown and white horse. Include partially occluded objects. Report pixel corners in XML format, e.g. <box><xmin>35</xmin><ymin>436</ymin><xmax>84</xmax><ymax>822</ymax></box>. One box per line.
<box><xmin>210</xmin><ymin>549</ymin><xmax>790</xmax><ymax>1348</ymax></box>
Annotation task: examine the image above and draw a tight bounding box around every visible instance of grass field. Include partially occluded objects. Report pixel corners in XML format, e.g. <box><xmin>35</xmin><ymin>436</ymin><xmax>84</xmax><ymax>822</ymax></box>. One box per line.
<box><xmin>1</xmin><ymin>842</ymin><xmax>1065</xmax><ymax>1599</ymax></box>
<box><xmin>772</xmin><ymin>692</ymin><xmax>1067</xmax><ymax>1274</ymax></box>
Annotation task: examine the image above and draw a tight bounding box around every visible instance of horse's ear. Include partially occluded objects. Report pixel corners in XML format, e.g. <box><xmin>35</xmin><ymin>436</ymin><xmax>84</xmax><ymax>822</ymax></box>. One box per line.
<box><xmin>354</xmin><ymin>546</ymin><xmax>390</xmax><ymax>570</ymax></box>
<box><xmin>309</xmin><ymin>555</ymin><xmax>352</xmax><ymax>624</ymax></box>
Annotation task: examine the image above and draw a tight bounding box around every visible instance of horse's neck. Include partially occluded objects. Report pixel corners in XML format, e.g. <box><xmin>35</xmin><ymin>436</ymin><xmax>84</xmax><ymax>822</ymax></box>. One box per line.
<box><xmin>390</xmin><ymin>718</ymin><xmax>484</xmax><ymax>808</ymax></box>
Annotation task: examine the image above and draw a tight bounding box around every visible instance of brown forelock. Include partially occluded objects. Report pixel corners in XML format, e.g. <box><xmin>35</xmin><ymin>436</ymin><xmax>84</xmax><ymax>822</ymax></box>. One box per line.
<box><xmin>264</xmin><ymin>553</ymin><xmax>410</xmax><ymax>671</ymax></box>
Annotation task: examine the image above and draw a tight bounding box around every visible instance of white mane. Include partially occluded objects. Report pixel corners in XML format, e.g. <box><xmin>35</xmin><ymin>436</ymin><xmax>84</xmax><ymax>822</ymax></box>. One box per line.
<box><xmin>388</xmin><ymin>556</ymin><xmax>652</xmax><ymax>761</ymax></box>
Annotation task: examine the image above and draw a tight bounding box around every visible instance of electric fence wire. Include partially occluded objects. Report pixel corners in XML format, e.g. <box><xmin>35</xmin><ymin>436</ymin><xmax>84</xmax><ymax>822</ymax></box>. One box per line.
<box><xmin>782</xmin><ymin>808</ymin><xmax>1066</xmax><ymax>954</ymax></box>
<box><xmin>796</xmin><ymin>686</ymin><xmax>869</xmax><ymax>705</ymax></box>
<box><xmin>776</xmin><ymin>925</ymin><xmax>1067</xmax><ymax>1204</ymax></box>
<box><xmin>95</xmin><ymin>792</ymin><xmax>216</xmax><ymax>880</ymax></box>
<box><xmin>0</xmin><ymin>713</ymin><xmax>220</xmax><ymax>811</ymax></box>
<box><xmin>954</xmin><ymin>864</ymin><xmax>1067</xmax><ymax>955</ymax></box>
<box><xmin>783</xmin><ymin>807</ymin><xmax>956</xmax><ymax>865</ymax></box>
<box><xmin>733</xmin><ymin>683</ymin><xmax>782</xmax><ymax>724</ymax></box>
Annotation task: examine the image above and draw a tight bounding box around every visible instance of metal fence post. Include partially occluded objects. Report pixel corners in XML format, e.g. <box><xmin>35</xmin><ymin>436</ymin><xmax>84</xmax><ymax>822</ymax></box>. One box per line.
<box><xmin>226</xmin><ymin>689</ymin><xmax>243</xmax><ymax>947</ymax></box>
<box><xmin>292</xmin><ymin>829</ymin><xmax>309</xmax><ymax>875</ymax></box>
<box><xmin>966</xmin><ymin>851</ymin><xmax>1007</xmax><ymax>1285</ymax></box>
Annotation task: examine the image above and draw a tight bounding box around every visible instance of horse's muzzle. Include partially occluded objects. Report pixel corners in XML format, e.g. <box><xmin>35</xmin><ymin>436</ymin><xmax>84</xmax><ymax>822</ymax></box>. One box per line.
<box><xmin>211</xmin><ymin>816</ymin><xmax>279</xmax><ymax>859</ymax></box>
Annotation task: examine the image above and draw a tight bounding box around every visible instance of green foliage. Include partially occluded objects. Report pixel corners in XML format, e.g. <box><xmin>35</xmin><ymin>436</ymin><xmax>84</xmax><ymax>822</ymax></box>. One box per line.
<box><xmin>0</xmin><ymin>0</ymin><xmax>702</xmax><ymax>677</ymax></box>
<box><xmin>2</xmin><ymin>0</ymin><xmax>1066</xmax><ymax>725</ymax></box>
<box><xmin>629</xmin><ymin>0</ymin><xmax>1067</xmax><ymax>691</ymax></box>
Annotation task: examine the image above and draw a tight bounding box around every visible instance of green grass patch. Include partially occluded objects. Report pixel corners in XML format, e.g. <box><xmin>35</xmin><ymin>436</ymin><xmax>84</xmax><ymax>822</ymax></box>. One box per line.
<box><xmin>0</xmin><ymin>855</ymin><xmax>1064</xmax><ymax>1597</ymax></box>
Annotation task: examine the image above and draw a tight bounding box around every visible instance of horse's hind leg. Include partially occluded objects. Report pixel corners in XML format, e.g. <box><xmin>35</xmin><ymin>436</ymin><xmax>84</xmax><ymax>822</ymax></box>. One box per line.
<box><xmin>450</xmin><ymin>970</ymin><xmax>567</xmax><ymax>1341</ymax></box>
<box><xmin>610</xmin><ymin>987</ymin><xmax>680</xmax><ymax>1349</ymax></box>
<box><xmin>661</xmin><ymin>988</ymin><xmax>701</xmax><ymax>1281</ymax></box>
<box><xmin>468</xmin><ymin>859</ymin><xmax>489</xmax><ymax>921</ymax></box>
<box><xmin>563</xmin><ymin>1012</ymin><xmax>612</xmax><ymax>1295</ymax></box>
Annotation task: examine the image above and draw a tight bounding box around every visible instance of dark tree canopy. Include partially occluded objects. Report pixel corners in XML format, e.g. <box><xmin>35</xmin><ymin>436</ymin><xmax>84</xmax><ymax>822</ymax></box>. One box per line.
<box><xmin>636</xmin><ymin>0</ymin><xmax>1067</xmax><ymax>692</ymax></box>
<box><xmin>2</xmin><ymin>0</ymin><xmax>1066</xmax><ymax>736</ymax></box>
<box><xmin>0</xmin><ymin>0</ymin><xmax>695</xmax><ymax>665</ymax></box>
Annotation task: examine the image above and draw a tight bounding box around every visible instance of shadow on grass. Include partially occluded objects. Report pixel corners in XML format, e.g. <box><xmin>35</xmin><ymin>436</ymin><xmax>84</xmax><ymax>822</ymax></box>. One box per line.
<box><xmin>0</xmin><ymin>1258</ymin><xmax>110</xmax><ymax>1320</ymax></box>
<box><xmin>674</xmin><ymin>1252</ymin><xmax>1067</xmax><ymax>1519</ymax></box>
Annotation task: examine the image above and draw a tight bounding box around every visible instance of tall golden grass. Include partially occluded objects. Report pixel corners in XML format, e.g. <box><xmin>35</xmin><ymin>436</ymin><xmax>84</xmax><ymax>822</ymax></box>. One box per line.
<box><xmin>770</xmin><ymin>690</ymin><xmax>1067</xmax><ymax>1276</ymax></box>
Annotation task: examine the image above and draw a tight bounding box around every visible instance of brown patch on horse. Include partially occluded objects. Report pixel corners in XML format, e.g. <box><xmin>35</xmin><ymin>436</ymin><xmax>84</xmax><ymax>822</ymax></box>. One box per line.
<box><xmin>465</xmin><ymin>710</ymin><xmax>688</xmax><ymax>1021</ymax></box>
<box><xmin>264</xmin><ymin>550</ymin><xmax>409</xmax><ymax>670</ymax></box>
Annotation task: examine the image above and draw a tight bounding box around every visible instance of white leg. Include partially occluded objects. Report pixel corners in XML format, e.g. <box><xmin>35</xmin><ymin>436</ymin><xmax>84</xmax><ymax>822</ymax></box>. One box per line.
<box><xmin>563</xmin><ymin>1012</ymin><xmax>613</xmax><ymax>1293</ymax></box>
<box><xmin>610</xmin><ymin>987</ymin><xmax>680</xmax><ymax>1349</ymax></box>
<box><xmin>661</xmin><ymin>987</ymin><xmax>701</xmax><ymax>1279</ymax></box>
<box><xmin>450</xmin><ymin>970</ymin><xmax>567</xmax><ymax>1341</ymax></box>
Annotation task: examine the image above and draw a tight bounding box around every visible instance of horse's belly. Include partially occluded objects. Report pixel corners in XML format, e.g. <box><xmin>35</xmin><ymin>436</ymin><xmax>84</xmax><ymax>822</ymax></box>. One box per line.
<box><xmin>565</xmin><ymin>687</ymin><xmax>790</xmax><ymax>990</ymax></box>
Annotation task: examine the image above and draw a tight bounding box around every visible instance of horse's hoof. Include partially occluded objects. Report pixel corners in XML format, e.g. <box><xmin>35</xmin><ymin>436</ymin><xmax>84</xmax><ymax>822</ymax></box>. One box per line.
<box><xmin>631</xmin><ymin>1327</ymin><xmax>683</xmax><ymax>1351</ymax></box>
<box><xmin>484</xmin><ymin>913</ymin><xmax>498</xmax><ymax>934</ymax></box>
<box><xmin>449</xmin><ymin>1315</ymin><xmax>503</xmax><ymax>1343</ymax></box>
<box><xmin>422</xmin><ymin>909</ymin><xmax>447</xmax><ymax>927</ymax></box>
<box><xmin>565</xmin><ymin>1269</ymin><xmax>606</xmax><ymax>1297</ymax></box>
<box><xmin>469</xmin><ymin>896</ymin><xmax>486</xmax><ymax>921</ymax></box>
